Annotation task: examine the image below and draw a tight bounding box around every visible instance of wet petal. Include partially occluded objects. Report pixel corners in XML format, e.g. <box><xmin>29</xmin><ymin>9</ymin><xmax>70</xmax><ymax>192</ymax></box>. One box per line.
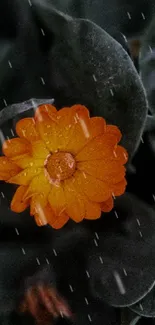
<box><xmin>35</xmin><ymin>106</ymin><xmax>58</xmax><ymax>152</ymax></box>
<box><xmin>12</xmin><ymin>154</ymin><xmax>44</xmax><ymax>169</ymax></box>
<box><xmin>106</xmin><ymin>125</ymin><xmax>122</xmax><ymax>143</ymax></box>
<box><xmin>16</xmin><ymin>118</ymin><xmax>40</xmax><ymax>142</ymax></box>
<box><xmin>0</xmin><ymin>157</ymin><xmax>21</xmax><ymax>180</ymax></box>
<box><xmin>33</xmin><ymin>201</ymin><xmax>51</xmax><ymax>226</ymax></box>
<box><xmin>101</xmin><ymin>196</ymin><xmax>114</xmax><ymax>212</ymax></box>
<box><xmin>11</xmin><ymin>185</ymin><xmax>30</xmax><ymax>213</ymax></box>
<box><xmin>48</xmin><ymin>185</ymin><xmax>66</xmax><ymax>215</ymax></box>
<box><xmin>35</xmin><ymin>104</ymin><xmax>57</xmax><ymax>119</ymax></box>
<box><xmin>48</xmin><ymin>211</ymin><xmax>69</xmax><ymax>229</ymax></box>
<box><xmin>112</xmin><ymin>178</ymin><xmax>127</xmax><ymax>196</ymax></box>
<box><xmin>34</xmin><ymin>203</ymin><xmax>69</xmax><ymax>229</ymax></box>
<box><xmin>54</xmin><ymin>106</ymin><xmax>77</xmax><ymax>151</ymax></box>
<box><xmin>63</xmin><ymin>176</ymin><xmax>85</xmax><ymax>222</ymax></box>
<box><xmin>114</xmin><ymin>146</ymin><xmax>128</xmax><ymax>164</ymax></box>
<box><xmin>90</xmin><ymin>117</ymin><xmax>106</xmax><ymax>138</ymax></box>
<box><xmin>76</xmin><ymin>134</ymin><xmax>117</xmax><ymax>162</ymax></box>
<box><xmin>30</xmin><ymin>193</ymin><xmax>48</xmax><ymax>215</ymax></box>
<box><xmin>2</xmin><ymin>138</ymin><xmax>31</xmax><ymax>158</ymax></box>
<box><xmin>75</xmin><ymin>170</ymin><xmax>111</xmax><ymax>202</ymax></box>
<box><xmin>7</xmin><ymin>167</ymin><xmax>42</xmax><ymax>185</ymax></box>
<box><xmin>77</xmin><ymin>160</ymin><xmax>126</xmax><ymax>183</ymax></box>
<box><xmin>84</xmin><ymin>200</ymin><xmax>101</xmax><ymax>220</ymax></box>
<box><xmin>31</xmin><ymin>140</ymin><xmax>49</xmax><ymax>159</ymax></box>
<box><xmin>24</xmin><ymin>171</ymin><xmax>51</xmax><ymax>199</ymax></box>
<box><xmin>65</xmin><ymin>105</ymin><xmax>91</xmax><ymax>154</ymax></box>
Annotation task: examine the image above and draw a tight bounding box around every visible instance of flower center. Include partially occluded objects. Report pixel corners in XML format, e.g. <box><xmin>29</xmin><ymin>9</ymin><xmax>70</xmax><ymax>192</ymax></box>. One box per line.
<box><xmin>45</xmin><ymin>152</ymin><xmax>76</xmax><ymax>181</ymax></box>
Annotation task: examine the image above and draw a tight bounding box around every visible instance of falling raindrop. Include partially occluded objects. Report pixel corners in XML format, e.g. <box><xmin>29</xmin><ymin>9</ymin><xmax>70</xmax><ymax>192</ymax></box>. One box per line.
<box><xmin>3</xmin><ymin>99</ymin><xmax>7</xmax><ymax>106</ymax></box>
<box><xmin>86</xmin><ymin>270</ymin><xmax>90</xmax><ymax>278</ymax></box>
<box><xmin>123</xmin><ymin>268</ymin><xmax>127</xmax><ymax>276</ymax></box>
<box><xmin>122</xmin><ymin>34</ymin><xmax>127</xmax><ymax>43</ymax></box>
<box><xmin>40</xmin><ymin>77</ymin><xmax>45</xmax><ymax>85</ymax></box>
<box><xmin>113</xmin><ymin>151</ymin><xmax>117</xmax><ymax>158</ymax></box>
<box><xmin>85</xmin><ymin>297</ymin><xmax>89</xmax><ymax>305</ymax></box>
<box><xmin>127</xmin><ymin>12</ymin><xmax>131</xmax><ymax>19</ymax></box>
<box><xmin>79</xmin><ymin>119</ymin><xmax>90</xmax><ymax>138</ymax></box>
<box><xmin>36</xmin><ymin>257</ymin><xmax>41</xmax><ymax>265</ymax></box>
<box><xmin>35</xmin><ymin>203</ymin><xmax>48</xmax><ymax>225</ymax></box>
<box><xmin>139</xmin><ymin>231</ymin><xmax>143</xmax><ymax>238</ymax></box>
<box><xmin>113</xmin><ymin>271</ymin><xmax>126</xmax><ymax>295</ymax></box>
<box><xmin>112</xmin><ymin>193</ymin><xmax>116</xmax><ymax>200</ymax></box>
<box><xmin>149</xmin><ymin>45</ymin><xmax>153</xmax><ymax>53</ymax></box>
<box><xmin>88</xmin><ymin>314</ymin><xmax>92</xmax><ymax>322</ymax></box>
<box><xmin>8</xmin><ymin>61</ymin><xmax>12</xmax><ymax>68</ymax></box>
<box><xmin>69</xmin><ymin>284</ymin><xmax>74</xmax><ymax>292</ymax></box>
<box><xmin>99</xmin><ymin>256</ymin><xmax>103</xmax><ymax>264</ymax></box>
<box><xmin>46</xmin><ymin>258</ymin><xmax>50</xmax><ymax>265</ymax></box>
<box><xmin>28</xmin><ymin>0</ymin><xmax>32</xmax><ymax>5</ymax></box>
<box><xmin>136</xmin><ymin>218</ymin><xmax>141</xmax><ymax>226</ymax></box>
<box><xmin>141</xmin><ymin>12</ymin><xmax>145</xmax><ymax>20</ymax></box>
<box><xmin>94</xmin><ymin>239</ymin><xmax>98</xmax><ymax>247</ymax></box>
<box><xmin>82</xmin><ymin>172</ymin><xmax>87</xmax><ymax>179</ymax></box>
<box><xmin>139</xmin><ymin>304</ymin><xmax>143</xmax><ymax>311</ymax></box>
<box><xmin>53</xmin><ymin>249</ymin><xmax>57</xmax><ymax>256</ymax></box>
<box><xmin>15</xmin><ymin>228</ymin><xmax>19</xmax><ymax>235</ymax></box>
<box><xmin>10</xmin><ymin>129</ymin><xmax>15</xmax><ymax>136</ymax></box>
<box><xmin>124</xmin><ymin>152</ymin><xmax>128</xmax><ymax>160</ymax></box>
<box><xmin>0</xmin><ymin>130</ymin><xmax>5</xmax><ymax>145</ymax></box>
<box><xmin>22</xmin><ymin>248</ymin><xmax>26</xmax><ymax>255</ymax></box>
<box><xmin>41</xmin><ymin>28</ymin><xmax>45</xmax><ymax>36</ymax></box>
<box><xmin>95</xmin><ymin>232</ymin><xmax>99</xmax><ymax>240</ymax></box>
<box><xmin>110</xmin><ymin>88</ymin><xmax>114</xmax><ymax>96</ymax></box>
<box><xmin>93</xmin><ymin>74</ymin><xmax>97</xmax><ymax>82</ymax></box>
<box><xmin>60</xmin><ymin>311</ymin><xmax>63</xmax><ymax>318</ymax></box>
<box><xmin>114</xmin><ymin>210</ymin><xmax>118</xmax><ymax>218</ymax></box>
<box><xmin>22</xmin><ymin>130</ymin><xmax>26</xmax><ymax>137</ymax></box>
<box><xmin>1</xmin><ymin>192</ymin><xmax>5</xmax><ymax>198</ymax></box>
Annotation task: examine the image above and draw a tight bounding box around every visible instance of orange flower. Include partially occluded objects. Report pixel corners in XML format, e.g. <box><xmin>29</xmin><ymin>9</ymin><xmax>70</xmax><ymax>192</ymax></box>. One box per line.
<box><xmin>0</xmin><ymin>104</ymin><xmax>128</xmax><ymax>229</ymax></box>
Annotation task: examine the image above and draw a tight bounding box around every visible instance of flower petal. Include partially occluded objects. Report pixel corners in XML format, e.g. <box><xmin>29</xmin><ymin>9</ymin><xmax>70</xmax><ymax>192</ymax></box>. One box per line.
<box><xmin>77</xmin><ymin>160</ymin><xmax>126</xmax><ymax>183</ymax></box>
<box><xmin>16</xmin><ymin>118</ymin><xmax>40</xmax><ymax>142</ymax></box>
<box><xmin>106</xmin><ymin>125</ymin><xmax>122</xmax><ymax>143</ymax></box>
<box><xmin>64</xmin><ymin>105</ymin><xmax>91</xmax><ymax>154</ymax></box>
<box><xmin>114</xmin><ymin>146</ymin><xmax>128</xmax><ymax>164</ymax></box>
<box><xmin>48</xmin><ymin>185</ymin><xmax>66</xmax><ymax>215</ymax></box>
<box><xmin>90</xmin><ymin>117</ymin><xmax>106</xmax><ymax>138</ymax></box>
<box><xmin>53</xmin><ymin>106</ymin><xmax>78</xmax><ymax>151</ymax></box>
<box><xmin>12</xmin><ymin>154</ymin><xmax>44</xmax><ymax>169</ymax></box>
<box><xmin>34</xmin><ymin>203</ymin><xmax>69</xmax><ymax>229</ymax></box>
<box><xmin>7</xmin><ymin>167</ymin><xmax>43</xmax><ymax>185</ymax></box>
<box><xmin>24</xmin><ymin>171</ymin><xmax>51</xmax><ymax>199</ymax></box>
<box><xmin>112</xmin><ymin>178</ymin><xmax>127</xmax><ymax>196</ymax></box>
<box><xmin>30</xmin><ymin>193</ymin><xmax>47</xmax><ymax>215</ymax></box>
<box><xmin>75</xmin><ymin>170</ymin><xmax>111</xmax><ymax>202</ymax></box>
<box><xmin>2</xmin><ymin>138</ymin><xmax>31</xmax><ymax>158</ymax></box>
<box><xmin>31</xmin><ymin>140</ymin><xmax>49</xmax><ymax>159</ymax></box>
<box><xmin>63</xmin><ymin>176</ymin><xmax>85</xmax><ymax>222</ymax></box>
<box><xmin>35</xmin><ymin>107</ymin><xmax>58</xmax><ymax>152</ymax></box>
<box><xmin>76</xmin><ymin>134</ymin><xmax>117</xmax><ymax>162</ymax></box>
<box><xmin>48</xmin><ymin>211</ymin><xmax>69</xmax><ymax>229</ymax></box>
<box><xmin>11</xmin><ymin>185</ymin><xmax>30</xmax><ymax>213</ymax></box>
<box><xmin>101</xmin><ymin>196</ymin><xmax>114</xmax><ymax>212</ymax></box>
<box><xmin>84</xmin><ymin>200</ymin><xmax>101</xmax><ymax>220</ymax></box>
<box><xmin>35</xmin><ymin>104</ymin><xmax>57</xmax><ymax>119</ymax></box>
<box><xmin>0</xmin><ymin>157</ymin><xmax>21</xmax><ymax>180</ymax></box>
